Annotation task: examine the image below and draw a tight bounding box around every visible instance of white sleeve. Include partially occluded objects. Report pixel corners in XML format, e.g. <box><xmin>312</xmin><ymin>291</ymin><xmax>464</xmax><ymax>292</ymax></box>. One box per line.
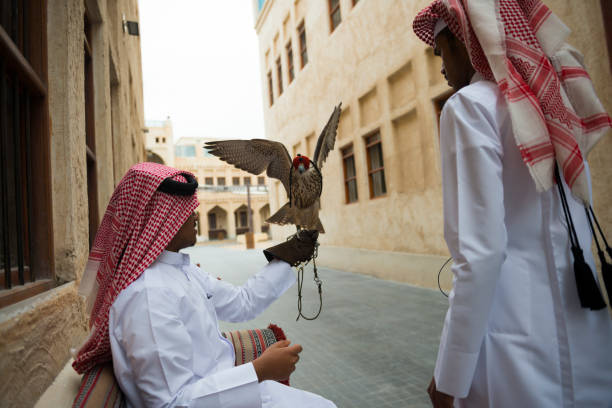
<box><xmin>434</xmin><ymin>92</ymin><xmax>507</xmax><ymax>398</ymax></box>
<box><xmin>112</xmin><ymin>287</ymin><xmax>261</xmax><ymax>408</ymax></box>
<box><xmin>206</xmin><ymin>259</ymin><xmax>296</xmax><ymax>323</ymax></box>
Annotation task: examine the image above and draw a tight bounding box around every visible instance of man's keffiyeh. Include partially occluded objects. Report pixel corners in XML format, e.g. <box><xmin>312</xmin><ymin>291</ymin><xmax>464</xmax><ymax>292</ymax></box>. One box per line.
<box><xmin>413</xmin><ymin>0</ymin><xmax>611</xmax><ymax>203</ymax></box>
<box><xmin>73</xmin><ymin>163</ymin><xmax>199</xmax><ymax>374</ymax></box>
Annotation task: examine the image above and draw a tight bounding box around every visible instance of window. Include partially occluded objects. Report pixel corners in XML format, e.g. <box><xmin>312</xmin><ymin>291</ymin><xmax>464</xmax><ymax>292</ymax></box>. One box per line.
<box><xmin>162</xmin><ymin>137</ymin><xmax>166</xmax><ymax>143</ymax></box>
<box><xmin>342</xmin><ymin>145</ymin><xmax>358</xmax><ymax>203</ymax></box>
<box><xmin>258</xmin><ymin>176</ymin><xmax>265</xmax><ymax>185</ymax></box>
<box><xmin>232</xmin><ymin>177</ymin><xmax>240</xmax><ymax>186</ymax></box>
<box><xmin>217</xmin><ymin>177</ymin><xmax>226</xmax><ymax>186</ymax></box>
<box><xmin>267</xmin><ymin>71</ymin><xmax>274</xmax><ymax>106</ymax></box>
<box><xmin>276</xmin><ymin>57</ymin><xmax>283</xmax><ymax>95</ymax></box>
<box><xmin>244</xmin><ymin>177</ymin><xmax>251</xmax><ymax>185</ymax></box>
<box><xmin>329</xmin><ymin>0</ymin><xmax>341</xmax><ymax>32</ymax></box>
<box><xmin>205</xmin><ymin>177</ymin><xmax>214</xmax><ymax>185</ymax></box>
<box><xmin>155</xmin><ymin>137</ymin><xmax>159</xmax><ymax>143</ymax></box>
<box><xmin>297</xmin><ymin>21</ymin><xmax>308</xmax><ymax>68</ymax></box>
<box><xmin>1</xmin><ymin>1</ymin><xmax>55</xmax><ymax>304</ymax></box>
<box><xmin>175</xmin><ymin>145</ymin><xmax>196</xmax><ymax>157</ymax></box>
<box><xmin>365</xmin><ymin>132</ymin><xmax>386</xmax><ymax>198</ymax></box>
<box><xmin>286</xmin><ymin>42</ymin><xmax>294</xmax><ymax>83</ymax></box>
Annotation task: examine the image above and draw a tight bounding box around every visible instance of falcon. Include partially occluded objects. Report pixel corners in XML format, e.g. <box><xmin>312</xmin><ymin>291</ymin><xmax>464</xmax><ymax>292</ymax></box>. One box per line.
<box><xmin>205</xmin><ymin>103</ymin><xmax>342</xmax><ymax>233</ymax></box>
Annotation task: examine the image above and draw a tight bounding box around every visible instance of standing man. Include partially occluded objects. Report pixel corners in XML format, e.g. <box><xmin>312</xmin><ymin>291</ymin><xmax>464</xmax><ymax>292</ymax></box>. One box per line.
<box><xmin>412</xmin><ymin>1</ymin><xmax>612</xmax><ymax>407</ymax></box>
<box><xmin>73</xmin><ymin>162</ymin><xmax>336</xmax><ymax>407</ymax></box>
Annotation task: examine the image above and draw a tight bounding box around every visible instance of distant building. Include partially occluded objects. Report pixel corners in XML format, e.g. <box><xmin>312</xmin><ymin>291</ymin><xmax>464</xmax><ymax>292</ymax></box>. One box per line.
<box><xmin>174</xmin><ymin>137</ymin><xmax>271</xmax><ymax>241</ymax></box>
<box><xmin>0</xmin><ymin>0</ymin><xmax>146</xmax><ymax>406</ymax></box>
<box><xmin>146</xmin><ymin>118</ymin><xmax>174</xmax><ymax>166</ymax></box>
<box><xmin>253</xmin><ymin>0</ymin><xmax>612</xmax><ymax>285</ymax></box>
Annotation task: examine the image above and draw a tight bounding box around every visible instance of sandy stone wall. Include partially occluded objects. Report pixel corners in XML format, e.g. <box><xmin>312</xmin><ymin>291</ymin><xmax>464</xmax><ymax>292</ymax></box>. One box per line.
<box><xmin>0</xmin><ymin>0</ymin><xmax>145</xmax><ymax>406</ymax></box>
<box><xmin>255</xmin><ymin>0</ymin><xmax>611</xmax><ymax>284</ymax></box>
<box><xmin>0</xmin><ymin>284</ymin><xmax>88</xmax><ymax>408</ymax></box>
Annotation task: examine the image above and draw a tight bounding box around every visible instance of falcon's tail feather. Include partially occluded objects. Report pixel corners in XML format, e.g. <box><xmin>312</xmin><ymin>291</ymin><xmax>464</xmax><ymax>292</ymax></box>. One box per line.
<box><xmin>267</xmin><ymin>203</ymin><xmax>325</xmax><ymax>233</ymax></box>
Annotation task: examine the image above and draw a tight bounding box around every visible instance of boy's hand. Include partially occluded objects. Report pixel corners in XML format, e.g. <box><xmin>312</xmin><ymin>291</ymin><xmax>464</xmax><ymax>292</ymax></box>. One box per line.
<box><xmin>252</xmin><ymin>340</ymin><xmax>302</xmax><ymax>382</ymax></box>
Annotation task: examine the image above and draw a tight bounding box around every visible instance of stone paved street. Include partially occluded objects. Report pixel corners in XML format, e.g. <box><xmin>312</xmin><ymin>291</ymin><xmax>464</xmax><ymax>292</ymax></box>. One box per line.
<box><xmin>184</xmin><ymin>244</ymin><xmax>448</xmax><ymax>408</ymax></box>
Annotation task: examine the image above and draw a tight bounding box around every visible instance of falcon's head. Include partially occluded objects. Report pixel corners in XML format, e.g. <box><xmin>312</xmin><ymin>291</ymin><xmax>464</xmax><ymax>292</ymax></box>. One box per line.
<box><xmin>292</xmin><ymin>154</ymin><xmax>311</xmax><ymax>174</ymax></box>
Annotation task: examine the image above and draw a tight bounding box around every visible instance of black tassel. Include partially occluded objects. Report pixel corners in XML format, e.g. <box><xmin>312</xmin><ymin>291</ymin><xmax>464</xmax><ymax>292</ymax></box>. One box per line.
<box><xmin>571</xmin><ymin>245</ymin><xmax>607</xmax><ymax>310</ymax></box>
<box><xmin>555</xmin><ymin>165</ymin><xmax>606</xmax><ymax>310</ymax></box>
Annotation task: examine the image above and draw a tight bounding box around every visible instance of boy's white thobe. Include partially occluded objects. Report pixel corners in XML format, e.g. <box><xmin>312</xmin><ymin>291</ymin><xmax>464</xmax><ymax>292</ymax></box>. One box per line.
<box><xmin>109</xmin><ymin>250</ymin><xmax>336</xmax><ymax>408</ymax></box>
<box><xmin>436</xmin><ymin>74</ymin><xmax>612</xmax><ymax>407</ymax></box>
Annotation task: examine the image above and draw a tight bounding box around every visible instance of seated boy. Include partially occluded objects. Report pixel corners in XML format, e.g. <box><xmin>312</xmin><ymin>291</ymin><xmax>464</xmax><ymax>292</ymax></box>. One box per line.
<box><xmin>73</xmin><ymin>163</ymin><xmax>336</xmax><ymax>408</ymax></box>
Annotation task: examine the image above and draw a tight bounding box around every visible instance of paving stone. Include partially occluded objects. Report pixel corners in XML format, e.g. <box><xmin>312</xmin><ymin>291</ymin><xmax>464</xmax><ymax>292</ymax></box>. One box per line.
<box><xmin>185</xmin><ymin>244</ymin><xmax>448</xmax><ymax>408</ymax></box>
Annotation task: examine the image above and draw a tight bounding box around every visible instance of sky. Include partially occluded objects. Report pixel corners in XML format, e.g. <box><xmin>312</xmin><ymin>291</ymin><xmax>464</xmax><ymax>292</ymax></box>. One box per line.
<box><xmin>138</xmin><ymin>1</ymin><xmax>264</xmax><ymax>141</ymax></box>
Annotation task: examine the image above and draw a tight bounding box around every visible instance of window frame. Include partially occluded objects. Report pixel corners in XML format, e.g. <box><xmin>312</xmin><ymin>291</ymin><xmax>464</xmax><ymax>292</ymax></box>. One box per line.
<box><xmin>276</xmin><ymin>56</ymin><xmax>283</xmax><ymax>95</ymax></box>
<box><xmin>341</xmin><ymin>145</ymin><xmax>358</xmax><ymax>204</ymax></box>
<box><xmin>297</xmin><ymin>21</ymin><xmax>308</xmax><ymax>68</ymax></box>
<box><xmin>329</xmin><ymin>0</ymin><xmax>342</xmax><ymax>32</ymax></box>
<box><xmin>232</xmin><ymin>177</ymin><xmax>240</xmax><ymax>186</ymax></box>
<box><xmin>364</xmin><ymin>131</ymin><xmax>387</xmax><ymax>199</ymax></box>
<box><xmin>267</xmin><ymin>70</ymin><xmax>274</xmax><ymax>106</ymax></box>
<box><xmin>0</xmin><ymin>1</ymin><xmax>55</xmax><ymax>307</ymax></box>
<box><xmin>286</xmin><ymin>41</ymin><xmax>294</xmax><ymax>83</ymax></box>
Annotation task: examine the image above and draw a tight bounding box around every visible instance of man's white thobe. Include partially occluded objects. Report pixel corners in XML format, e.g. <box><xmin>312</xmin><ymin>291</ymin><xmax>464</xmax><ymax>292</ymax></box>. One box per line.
<box><xmin>436</xmin><ymin>74</ymin><xmax>612</xmax><ymax>407</ymax></box>
<box><xmin>109</xmin><ymin>250</ymin><xmax>336</xmax><ymax>408</ymax></box>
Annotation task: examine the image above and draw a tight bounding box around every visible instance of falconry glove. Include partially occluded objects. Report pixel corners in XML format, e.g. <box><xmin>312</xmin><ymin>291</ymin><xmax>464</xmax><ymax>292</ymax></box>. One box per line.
<box><xmin>263</xmin><ymin>230</ymin><xmax>319</xmax><ymax>267</ymax></box>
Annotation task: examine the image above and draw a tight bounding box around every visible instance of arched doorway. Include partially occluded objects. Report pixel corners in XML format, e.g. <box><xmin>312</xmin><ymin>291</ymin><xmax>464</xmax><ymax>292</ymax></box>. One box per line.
<box><xmin>146</xmin><ymin>150</ymin><xmax>165</xmax><ymax>164</ymax></box>
<box><xmin>207</xmin><ymin>206</ymin><xmax>228</xmax><ymax>240</ymax></box>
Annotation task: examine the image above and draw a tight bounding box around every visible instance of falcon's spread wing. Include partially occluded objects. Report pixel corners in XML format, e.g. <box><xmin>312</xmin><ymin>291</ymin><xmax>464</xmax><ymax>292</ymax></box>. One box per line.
<box><xmin>205</xmin><ymin>139</ymin><xmax>292</xmax><ymax>193</ymax></box>
<box><xmin>313</xmin><ymin>103</ymin><xmax>342</xmax><ymax>169</ymax></box>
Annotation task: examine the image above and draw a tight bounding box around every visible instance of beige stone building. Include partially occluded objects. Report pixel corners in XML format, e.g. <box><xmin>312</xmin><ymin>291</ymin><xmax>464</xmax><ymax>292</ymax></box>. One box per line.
<box><xmin>145</xmin><ymin>118</ymin><xmax>175</xmax><ymax>166</ymax></box>
<box><xmin>253</xmin><ymin>0</ymin><xmax>612</xmax><ymax>286</ymax></box>
<box><xmin>0</xmin><ymin>0</ymin><xmax>145</xmax><ymax>406</ymax></box>
<box><xmin>173</xmin><ymin>137</ymin><xmax>272</xmax><ymax>241</ymax></box>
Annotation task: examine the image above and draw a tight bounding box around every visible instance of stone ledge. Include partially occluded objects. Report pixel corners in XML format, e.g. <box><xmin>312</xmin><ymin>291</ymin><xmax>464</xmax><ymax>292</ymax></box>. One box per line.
<box><xmin>316</xmin><ymin>245</ymin><xmax>453</xmax><ymax>292</ymax></box>
<box><xmin>35</xmin><ymin>358</ymin><xmax>81</xmax><ymax>408</ymax></box>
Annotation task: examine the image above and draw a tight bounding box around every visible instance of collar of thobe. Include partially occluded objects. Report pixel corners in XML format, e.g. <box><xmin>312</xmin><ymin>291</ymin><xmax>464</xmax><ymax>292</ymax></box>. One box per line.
<box><xmin>157</xmin><ymin>250</ymin><xmax>191</xmax><ymax>266</ymax></box>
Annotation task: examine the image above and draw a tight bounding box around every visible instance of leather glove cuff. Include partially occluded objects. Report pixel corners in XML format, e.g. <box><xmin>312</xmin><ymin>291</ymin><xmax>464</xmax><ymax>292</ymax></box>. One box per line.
<box><xmin>263</xmin><ymin>230</ymin><xmax>319</xmax><ymax>267</ymax></box>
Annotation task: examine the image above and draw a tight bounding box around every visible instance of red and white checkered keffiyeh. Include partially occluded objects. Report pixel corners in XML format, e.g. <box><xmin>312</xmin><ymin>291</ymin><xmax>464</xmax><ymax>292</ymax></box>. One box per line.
<box><xmin>73</xmin><ymin>163</ymin><xmax>199</xmax><ymax>374</ymax></box>
<box><xmin>413</xmin><ymin>0</ymin><xmax>612</xmax><ymax>203</ymax></box>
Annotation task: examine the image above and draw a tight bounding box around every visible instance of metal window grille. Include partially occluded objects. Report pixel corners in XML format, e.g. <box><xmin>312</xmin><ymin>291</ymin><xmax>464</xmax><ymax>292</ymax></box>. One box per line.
<box><xmin>217</xmin><ymin>177</ymin><xmax>226</xmax><ymax>186</ymax></box>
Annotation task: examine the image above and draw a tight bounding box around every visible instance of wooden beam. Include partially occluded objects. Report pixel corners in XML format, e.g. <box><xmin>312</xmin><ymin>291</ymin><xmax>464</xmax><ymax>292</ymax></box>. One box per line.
<box><xmin>0</xmin><ymin>279</ymin><xmax>55</xmax><ymax>309</ymax></box>
<box><xmin>0</xmin><ymin>26</ymin><xmax>46</xmax><ymax>96</ymax></box>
